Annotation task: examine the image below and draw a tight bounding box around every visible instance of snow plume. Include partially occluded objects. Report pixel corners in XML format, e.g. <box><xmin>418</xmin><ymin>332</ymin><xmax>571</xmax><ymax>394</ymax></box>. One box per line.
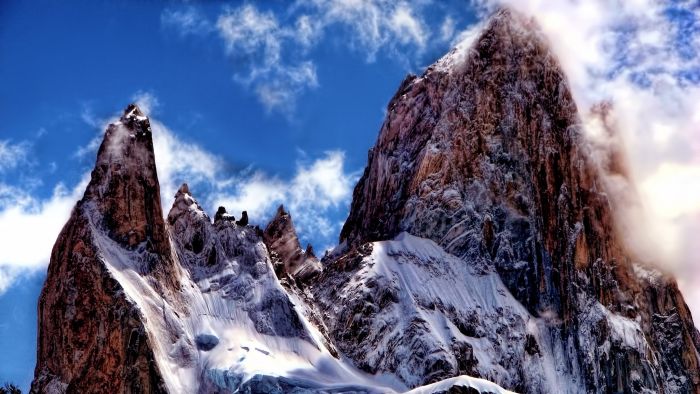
<box><xmin>471</xmin><ymin>1</ymin><xmax>700</xmax><ymax>317</ymax></box>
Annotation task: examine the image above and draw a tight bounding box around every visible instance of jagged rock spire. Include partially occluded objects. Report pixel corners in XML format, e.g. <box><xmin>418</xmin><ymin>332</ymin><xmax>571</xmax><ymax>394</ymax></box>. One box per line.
<box><xmin>82</xmin><ymin>103</ymin><xmax>169</xmax><ymax>256</ymax></box>
<box><xmin>32</xmin><ymin>104</ymin><xmax>175</xmax><ymax>393</ymax></box>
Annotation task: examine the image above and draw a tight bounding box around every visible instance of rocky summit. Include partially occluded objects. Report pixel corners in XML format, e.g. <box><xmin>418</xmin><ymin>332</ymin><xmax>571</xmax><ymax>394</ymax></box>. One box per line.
<box><xmin>32</xmin><ymin>7</ymin><xmax>700</xmax><ymax>394</ymax></box>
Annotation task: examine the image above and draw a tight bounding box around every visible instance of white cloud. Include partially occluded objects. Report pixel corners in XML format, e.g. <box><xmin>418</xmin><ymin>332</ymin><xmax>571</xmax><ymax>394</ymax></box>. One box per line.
<box><xmin>302</xmin><ymin>0</ymin><xmax>429</xmax><ymax>61</ymax></box>
<box><xmin>217</xmin><ymin>5</ymin><xmax>280</xmax><ymax>64</ymax></box>
<box><xmin>210</xmin><ymin>174</ymin><xmax>286</xmax><ymax>220</ymax></box>
<box><xmin>389</xmin><ymin>3</ymin><xmax>427</xmax><ymax>48</ymax></box>
<box><xmin>440</xmin><ymin>16</ymin><xmax>456</xmax><ymax>42</ymax></box>
<box><xmin>639</xmin><ymin>163</ymin><xmax>700</xmax><ymax>257</ymax></box>
<box><xmin>151</xmin><ymin>119</ymin><xmax>223</xmax><ymax>207</ymax></box>
<box><xmin>0</xmin><ymin>177</ymin><xmax>88</xmax><ymax>295</ymax></box>
<box><xmin>132</xmin><ymin>91</ymin><xmax>160</xmax><ymax>115</ymax></box>
<box><xmin>291</xmin><ymin>151</ymin><xmax>352</xmax><ymax>209</ymax></box>
<box><xmin>212</xmin><ymin>150</ymin><xmax>356</xmax><ymax>239</ymax></box>
<box><xmin>295</xmin><ymin>15</ymin><xmax>318</xmax><ymax>48</ymax></box>
<box><xmin>130</xmin><ymin>92</ymin><xmax>225</xmax><ymax>208</ymax></box>
<box><xmin>215</xmin><ymin>4</ymin><xmax>319</xmax><ymax>114</ymax></box>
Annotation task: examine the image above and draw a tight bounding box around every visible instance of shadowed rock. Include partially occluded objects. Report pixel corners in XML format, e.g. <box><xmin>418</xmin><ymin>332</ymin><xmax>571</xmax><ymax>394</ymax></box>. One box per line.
<box><xmin>214</xmin><ymin>206</ymin><xmax>234</xmax><ymax>223</ymax></box>
<box><xmin>236</xmin><ymin>210</ymin><xmax>249</xmax><ymax>226</ymax></box>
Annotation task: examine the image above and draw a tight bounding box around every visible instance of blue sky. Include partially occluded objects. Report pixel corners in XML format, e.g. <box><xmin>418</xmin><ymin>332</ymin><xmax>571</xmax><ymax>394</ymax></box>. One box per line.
<box><xmin>2</xmin><ymin>0</ymin><xmax>700</xmax><ymax>391</ymax></box>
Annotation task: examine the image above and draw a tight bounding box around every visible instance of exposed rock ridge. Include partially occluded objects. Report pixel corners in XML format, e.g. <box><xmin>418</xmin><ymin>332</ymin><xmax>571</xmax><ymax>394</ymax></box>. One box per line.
<box><xmin>85</xmin><ymin>104</ymin><xmax>170</xmax><ymax>256</ymax></box>
<box><xmin>332</xmin><ymin>7</ymin><xmax>700</xmax><ymax>393</ymax></box>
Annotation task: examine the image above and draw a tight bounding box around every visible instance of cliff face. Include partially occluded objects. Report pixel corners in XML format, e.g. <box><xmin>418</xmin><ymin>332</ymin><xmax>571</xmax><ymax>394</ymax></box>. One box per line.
<box><xmin>32</xmin><ymin>106</ymin><xmax>171</xmax><ymax>393</ymax></box>
<box><xmin>332</xmin><ymin>8</ymin><xmax>700</xmax><ymax>393</ymax></box>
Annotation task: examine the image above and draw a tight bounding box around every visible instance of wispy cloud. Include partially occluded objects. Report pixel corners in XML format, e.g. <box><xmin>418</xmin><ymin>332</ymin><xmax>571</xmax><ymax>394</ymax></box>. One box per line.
<box><xmin>214</xmin><ymin>4</ymin><xmax>319</xmax><ymax>114</ymax></box>
<box><xmin>305</xmin><ymin>0</ymin><xmax>429</xmax><ymax>61</ymax></box>
<box><xmin>161</xmin><ymin>1</ymin><xmax>447</xmax><ymax>114</ymax></box>
<box><xmin>160</xmin><ymin>6</ymin><xmax>212</xmax><ymax>37</ymax></box>
<box><xmin>440</xmin><ymin>16</ymin><xmax>456</xmax><ymax>42</ymax></box>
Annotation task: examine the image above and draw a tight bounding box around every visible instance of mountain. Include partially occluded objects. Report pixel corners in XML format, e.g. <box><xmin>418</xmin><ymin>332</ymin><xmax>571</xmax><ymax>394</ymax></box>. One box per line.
<box><xmin>333</xmin><ymin>7</ymin><xmax>700</xmax><ymax>393</ymax></box>
<box><xmin>263</xmin><ymin>205</ymin><xmax>322</xmax><ymax>283</ymax></box>
<box><xmin>32</xmin><ymin>105</ymin><xmax>173</xmax><ymax>393</ymax></box>
<box><xmin>32</xmin><ymin>7</ymin><xmax>700</xmax><ymax>394</ymax></box>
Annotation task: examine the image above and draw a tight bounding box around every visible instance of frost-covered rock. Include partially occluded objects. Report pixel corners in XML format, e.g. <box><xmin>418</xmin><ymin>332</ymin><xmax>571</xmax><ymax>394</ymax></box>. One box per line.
<box><xmin>314</xmin><ymin>233</ymin><xmax>572</xmax><ymax>391</ymax></box>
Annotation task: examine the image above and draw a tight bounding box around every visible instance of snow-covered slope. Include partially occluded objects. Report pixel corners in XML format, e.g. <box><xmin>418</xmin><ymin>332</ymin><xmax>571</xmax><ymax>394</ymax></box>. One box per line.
<box><xmin>163</xmin><ymin>184</ymin><xmax>404</xmax><ymax>393</ymax></box>
<box><xmin>406</xmin><ymin>376</ymin><xmax>516</xmax><ymax>394</ymax></box>
<box><xmin>315</xmin><ymin>232</ymin><xmax>585</xmax><ymax>392</ymax></box>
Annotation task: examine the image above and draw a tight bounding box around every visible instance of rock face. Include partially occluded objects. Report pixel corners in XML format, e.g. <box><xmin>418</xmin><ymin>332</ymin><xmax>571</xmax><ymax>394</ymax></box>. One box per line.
<box><xmin>331</xmin><ymin>7</ymin><xmax>700</xmax><ymax>393</ymax></box>
<box><xmin>32</xmin><ymin>105</ymin><xmax>172</xmax><ymax>393</ymax></box>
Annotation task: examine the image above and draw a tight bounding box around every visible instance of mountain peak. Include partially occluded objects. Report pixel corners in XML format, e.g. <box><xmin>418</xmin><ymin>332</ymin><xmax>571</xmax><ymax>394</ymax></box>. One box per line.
<box><xmin>432</xmin><ymin>6</ymin><xmax>546</xmax><ymax>75</ymax></box>
<box><xmin>119</xmin><ymin>103</ymin><xmax>151</xmax><ymax>136</ymax></box>
<box><xmin>341</xmin><ymin>4</ymin><xmax>575</xmax><ymax>248</ymax></box>
<box><xmin>122</xmin><ymin>102</ymin><xmax>144</xmax><ymax>117</ymax></box>
<box><xmin>81</xmin><ymin>103</ymin><xmax>168</xmax><ymax>256</ymax></box>
<box><xmin>176</xmin><ymin>182</ymin><xmax>190</xmax><ymax>196</ymax></box>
